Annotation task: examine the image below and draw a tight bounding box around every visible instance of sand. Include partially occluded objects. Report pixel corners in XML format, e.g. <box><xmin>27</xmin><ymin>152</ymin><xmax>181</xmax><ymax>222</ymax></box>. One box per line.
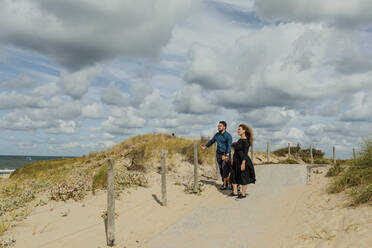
<box><xmin>2</xmin><ymin>164</ymin><xmax>372</xmax><ymax>248</ymax></box>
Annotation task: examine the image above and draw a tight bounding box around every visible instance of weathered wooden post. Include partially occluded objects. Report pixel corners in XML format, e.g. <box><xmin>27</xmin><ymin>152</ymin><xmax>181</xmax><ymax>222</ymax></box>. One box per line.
<box><xmin>333</xmin><ymin>146</ymin><xmax>336</xmax><ymax>164</ymax></box>
<box><xmin>250</xmin><ymin>141</ymin><xmax>254</xmax><ymax>165</ymax></box>
<box><xmin>193</xmin><ymin>143</ymin><xmax>199</xmax><ymax>192</ymax></box>
<box><xmin>288</xmin><ymin>143</ymin><xmax>291</xmax><ymax>158</ymax></box>
<box><xmin>266</xmin><ymin>141</ymin><xmax>270</xmax><ymax>163</ymax></box>
<box><xmin>215</xmin><ymin>143</ymin><xmax>220</xmax><ymax>181</ymax></box>
<box><xmin>106</xmin><ymin>159</ymin><xmax>115</xmax><ymax>246</ymax></box>
<box><xmin>161</xmin><ymin>150</ymin><xmax>167</xmax><ymax>207</ymax></box>
<box><xmin>353</xmin><ymin>148</ymin><xmax>356</xmax><ymax>160</ymax></box>
<box><xmin>310</xmin><ymin>145</ymin><xmax>313</xmax><ymax>165</ymax></box>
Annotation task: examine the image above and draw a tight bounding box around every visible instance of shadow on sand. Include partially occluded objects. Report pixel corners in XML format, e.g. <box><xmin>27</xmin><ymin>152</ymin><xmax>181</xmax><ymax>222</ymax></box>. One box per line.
<box><xmin>200</xmin><ymin>177</ymin><xmax>232</xmax><ymax>196</ymax></box>
<box><xmin>152</xmin><ymin>194</ymin><xmax>163</xmax><ymax>206</ymax></box>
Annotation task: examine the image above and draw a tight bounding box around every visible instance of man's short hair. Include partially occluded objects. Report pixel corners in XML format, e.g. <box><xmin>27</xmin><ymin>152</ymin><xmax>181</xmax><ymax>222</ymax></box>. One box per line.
<box><xmin>219</xmin><ymin>121</ymin><xmax>227</xmax><ymax>128</ymax></box>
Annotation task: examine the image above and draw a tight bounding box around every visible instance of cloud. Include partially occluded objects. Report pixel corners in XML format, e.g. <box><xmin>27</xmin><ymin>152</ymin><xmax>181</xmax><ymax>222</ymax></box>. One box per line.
<box><xmin>254</xmin><ymin>0</ymin><xmax>372</xmax><ymax>28</ymax></box>
<box><xmin>184</xmin><ymin>23</ymin><xmax>372</xmax><ymax>111</ymax></box>
<box><xmin>0</xmin><ymin>91</ymin><xmax>48</xmax><ymax>110</ymax></box>
<box><xmin>0</xmin><ymin>0</ymin><xmax>197</xmax><ymax>70</ymax></box>
<box><xmin>130</xmin><ymin>79</ymin><xmax>154</xmax><ymax>106</ymax></box>
<box><xmin>46</xmin><ymin>120</ymin><xmax>80</xmax><ymax>134</ymax></box>
<box><xmin>0</xmin><ymin>75</ymin><xmax>37</xmax><ymax>88</ymax></box>
<box><xmin>173</xmin><ymin>84</ymin><xmax>216</xmax><ymax>114</ymax></box>
<box><xmin>60</xmin><ymin>65</ymin><xmax>102</xmax><ymax>99</ymax></box>
<box><xmin>82</xmin><ymin>103</ymin><xmax>105</xmax><ymax>119</ymax></box>
<box><xmin>0</xmin><ymin>99</ymin><xmax>82</xmax><ymax>132</ymax></box>
<box><xmin>341</xmin><ymin>91</ymin><xmax>372</xmax><ymax>122</ymax></box>
<box><xmin>102</xmin><ymin>107</ymin><xmax>146</xmax><ymax>134</ymax></box>
<box><xmin>241</xmin><ymin>107</ymin><xmax>296</xmax><ymax>129</ymax></box>
<box><xmin>101</xmin><ymin>81</ymin><xmax>130</xmax><ymax>106</ymax></box>
<box><xmin>185</xmin><ymin>44</ymin><xmax>236</xmax><ymax>89</ymax></box>
<box><xmin>137</xmin><ymin>90</ymin><xmax>176</xmax><ymax>118</ymax></box>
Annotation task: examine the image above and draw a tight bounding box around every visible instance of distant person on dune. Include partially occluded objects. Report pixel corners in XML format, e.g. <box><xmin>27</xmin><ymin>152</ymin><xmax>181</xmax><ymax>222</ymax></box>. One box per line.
<box><xmin>201</xmin><ymin>121</ymin><xmax>232</xmax><ymax>190</ymax></box>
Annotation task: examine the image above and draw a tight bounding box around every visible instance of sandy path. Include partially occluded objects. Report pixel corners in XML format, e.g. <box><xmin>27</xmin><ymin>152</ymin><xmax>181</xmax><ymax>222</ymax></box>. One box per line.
<box><xmin>144</xmin><ymin>164</ymin><xmax>308</xmax><ymax>248</ymax></box>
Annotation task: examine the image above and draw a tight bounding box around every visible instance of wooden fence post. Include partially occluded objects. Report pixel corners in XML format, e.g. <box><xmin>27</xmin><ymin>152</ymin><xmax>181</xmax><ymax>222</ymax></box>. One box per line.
<box><xmin>333</xmin><ymin>146</ymin><xmax>336</xmax><ymax>164</ymax></box>
<box><xmin>161</xmin><ymin>150</ymin><xmax>167</xmax><ymax>207</ymax></box>
<box><xmin>353</xmin><ymin>148</ymin><xmax>356</xmax><ymax>160</ymax></box>
<box><xmin>267</xmin><ymin>141</ymin><xmax>270</xmax><ymax>163</ymax></box>
<box><xmin>106</xmin><ymin>159</ymin><xmax>115</xmax><ymax>246</ymax></box>
<box><xmin>310</xmin><ymin>145</ymin><xmax>313</xmax><ymax>165</ymax></box>
<box><xmin>288</xmin><ymin>143</ymin><xmax>291</xmax><ymax>158</ymax></box>
<box><xmin>193</xmin><ymin>143</ymin><xmax>199</xmax><ymax>192</ymax></box>
<box><xmin>215</xmin><ymin>143</ymin><xmax>220</xmax><ymax>181</ymax></box>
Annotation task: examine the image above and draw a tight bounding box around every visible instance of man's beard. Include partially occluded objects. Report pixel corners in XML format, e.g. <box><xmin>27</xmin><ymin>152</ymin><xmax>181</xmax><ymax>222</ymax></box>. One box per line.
<box><xmin>218</xmin><ymin>129</ymin><xmax>224</xmax><ymax>133</ymax></box>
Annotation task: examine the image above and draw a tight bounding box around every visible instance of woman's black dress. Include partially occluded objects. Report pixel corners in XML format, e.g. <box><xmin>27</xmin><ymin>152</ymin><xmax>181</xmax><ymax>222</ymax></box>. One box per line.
<box><xmin>230</xmin><ymin>138</ymin><xmax>256</xmax><ymax>185</ymax></box>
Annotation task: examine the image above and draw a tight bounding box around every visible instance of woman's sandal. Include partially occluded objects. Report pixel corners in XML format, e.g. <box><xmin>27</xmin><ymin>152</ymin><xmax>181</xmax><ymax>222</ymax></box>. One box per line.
<box><xmin>229</xmin><ymin>192</ymin><xmax>238</xmax><ymax>197</ymax></box>
<box><xmin>237</xmin><ymin>194</ymin><xmax>246</xmax><ymax>199</ymax></box>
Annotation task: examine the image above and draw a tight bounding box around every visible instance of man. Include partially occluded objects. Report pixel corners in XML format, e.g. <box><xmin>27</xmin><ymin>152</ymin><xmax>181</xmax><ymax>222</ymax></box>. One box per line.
<box><xmin>201</xmin><ymin>121</ymin><xmax>232</xmax><ymax>190</ymax></box>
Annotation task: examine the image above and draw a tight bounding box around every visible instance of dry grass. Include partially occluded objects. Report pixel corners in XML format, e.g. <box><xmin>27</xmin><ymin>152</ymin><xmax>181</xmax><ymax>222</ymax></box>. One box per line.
<box><xmin>0</xmin><ymin>218</ymin><xmax>11</xmax><ymax>236</ymax></box>
<box><xmin>328</xmin><ymin>139</ymin><xmax>372</xmax><ymax>205</ymax></box>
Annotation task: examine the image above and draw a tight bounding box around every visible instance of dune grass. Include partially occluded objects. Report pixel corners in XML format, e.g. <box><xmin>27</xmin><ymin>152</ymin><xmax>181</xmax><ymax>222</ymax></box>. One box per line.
<box><xmin>10</xmin><ymin>157</ymin><xmax>82</xmax><ymax>183</ymax></box>
<box><xmin>327</xmin><ymin>139</ymin><xmax>372</xmax><ymax>205</ymax></box>
<box><xmin>107</xmin><ymin>134</ymin><xmax>215</xmax><ymax>170</ymax></box>
<box><xmin>92</xmin><ymin>164</ymin><xmax>108</xmax><ymax>195</ymax></box>
<box><xmin>272</xmin><ymin>145</ymin><xmax>330</xmax><ymax>164</ymax></box>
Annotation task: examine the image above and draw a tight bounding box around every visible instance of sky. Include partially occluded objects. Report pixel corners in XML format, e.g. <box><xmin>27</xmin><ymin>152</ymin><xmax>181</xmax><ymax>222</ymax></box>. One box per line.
<box><xmin>0</xmin><ymin>0</ymin><xmax>371</xmax><ymax>158</ymax></box>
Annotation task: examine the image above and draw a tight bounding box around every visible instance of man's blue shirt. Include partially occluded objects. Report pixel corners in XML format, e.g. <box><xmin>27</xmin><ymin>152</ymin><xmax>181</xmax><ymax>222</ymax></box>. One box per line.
<box><xmin>205</xmin><ymin>131</ymin><xmax>232</xmax><ymax>154</ymax></box>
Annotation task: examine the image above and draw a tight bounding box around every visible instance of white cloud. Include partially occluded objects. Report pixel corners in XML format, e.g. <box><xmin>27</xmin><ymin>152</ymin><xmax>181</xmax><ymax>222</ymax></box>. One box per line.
<box><xmin>185</xmin><ymin>44</ymin><xmax>236</xmax><ymax>90</ymax></box>
<box><xmin>130</xmin><ymin>79</ymin><xmax>154</xmax><ymax>106</ymax></box>
<box><xmin>0</xmin><ymin>0</ymin><xmax>198</xmax><ymax>70</ymax></box>
<box><xmin>242</xmin><ymin>107</ymin><xmax>296</xmax><ymax>129</ymax></box>
<box><xmin>102</xmin><ymin>107</ymin><xmax>146</xmax><ymax>134</ymax></box>
<box><xmin>46</xmin><ymin>120</ymin><xmax>79</xmax><ymax>134</ymax></box>
<box><xmin>184</xmin><ymin>23</ymin><xmax>372</xmax><ymax>111</ymax></box>
<box><xmin>0</xmin><ymin>75</ymin><xmax>37</xmax><ymax>88</ymax></box>
<box><xmin>173</xmin><ymin>84</ymin><xmax>216</xmax><ymax>114</ymax></box>
<box><xmin>101</xmin><ymin>81</ymin><xmax>130</xmax><ymax>106</ymax></box>
<box><xmin>60</xmin><ymin>65</ymin><xmax>102</xmax><ymax>99</ymax></box>
<box><xmin>341</xmin><ymin>91</ymin><xmax>372</xmax><ymax>122</ymax></box>
<box><xmin>0</xmin><ymin>91</ymin><xmax>48</xmax><ymax>109</ymax></box>
<box><xmin>255</xmin><ymin>0</ymin><xmax>372</xmax><ymax>28</ymax></box>
<box><xmin>82</xmin><ymin>103</ymin><xmax>105</xmax><ymax>119</ymax></box>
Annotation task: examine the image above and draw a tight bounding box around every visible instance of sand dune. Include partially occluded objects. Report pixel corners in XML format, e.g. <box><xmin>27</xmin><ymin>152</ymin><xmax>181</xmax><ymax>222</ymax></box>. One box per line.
<box><xmin>2</xmin><ymin>165</ymin><xmax>371</xmax><ymax>248</ymax></box>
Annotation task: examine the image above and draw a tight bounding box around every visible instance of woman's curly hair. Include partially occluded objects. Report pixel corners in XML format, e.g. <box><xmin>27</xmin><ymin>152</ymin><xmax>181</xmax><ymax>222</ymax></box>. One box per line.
<box><xmin>239</xmin><ymin>124</ymin><xmax>253</xmax><ymax>145</ymax></box>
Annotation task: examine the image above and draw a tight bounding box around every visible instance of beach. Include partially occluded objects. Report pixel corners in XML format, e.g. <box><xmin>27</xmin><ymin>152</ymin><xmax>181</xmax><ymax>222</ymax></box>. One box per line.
<box><xmin>2</xmin><ymin>164</ymin><xmax>371</xmax><ymax>247</ymax></box>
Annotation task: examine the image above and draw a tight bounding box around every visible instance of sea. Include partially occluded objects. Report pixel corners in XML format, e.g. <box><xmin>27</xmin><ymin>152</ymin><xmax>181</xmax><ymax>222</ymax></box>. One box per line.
<box><xmin>0</xmin><ymin>155</ymin><xmax>77</xmax><ymax>172</ymax></box>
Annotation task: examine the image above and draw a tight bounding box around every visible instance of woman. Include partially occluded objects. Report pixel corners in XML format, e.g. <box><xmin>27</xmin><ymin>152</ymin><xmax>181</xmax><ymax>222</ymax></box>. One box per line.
<box><xmin>229</xmin><ymin>124</ymin><xmax>256</xmax><ymax>198</ymax></box>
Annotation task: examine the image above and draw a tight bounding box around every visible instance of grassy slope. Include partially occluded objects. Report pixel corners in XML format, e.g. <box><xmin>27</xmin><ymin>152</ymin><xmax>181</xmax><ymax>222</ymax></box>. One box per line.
<box><xmin>327</xmin><ymin>139</ymin><xmax>372</xmax><ymax>205</ymax></box>
<box><xmin>0</xmin><ymin>134</ymin><xmax>217</xmax><ymax>236</ymax></box>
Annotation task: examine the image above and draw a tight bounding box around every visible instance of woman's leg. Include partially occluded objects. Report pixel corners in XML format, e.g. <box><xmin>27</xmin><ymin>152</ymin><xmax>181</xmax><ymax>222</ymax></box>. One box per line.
<box><xmin>241</xmin><ymin>184</ymin><xmax>247</xmax><ymax>196</ymax></box>
<box><xmin>232</xmin><ymin>184</ymin><xmax>238</xmax><ymax>195</ymax></box>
